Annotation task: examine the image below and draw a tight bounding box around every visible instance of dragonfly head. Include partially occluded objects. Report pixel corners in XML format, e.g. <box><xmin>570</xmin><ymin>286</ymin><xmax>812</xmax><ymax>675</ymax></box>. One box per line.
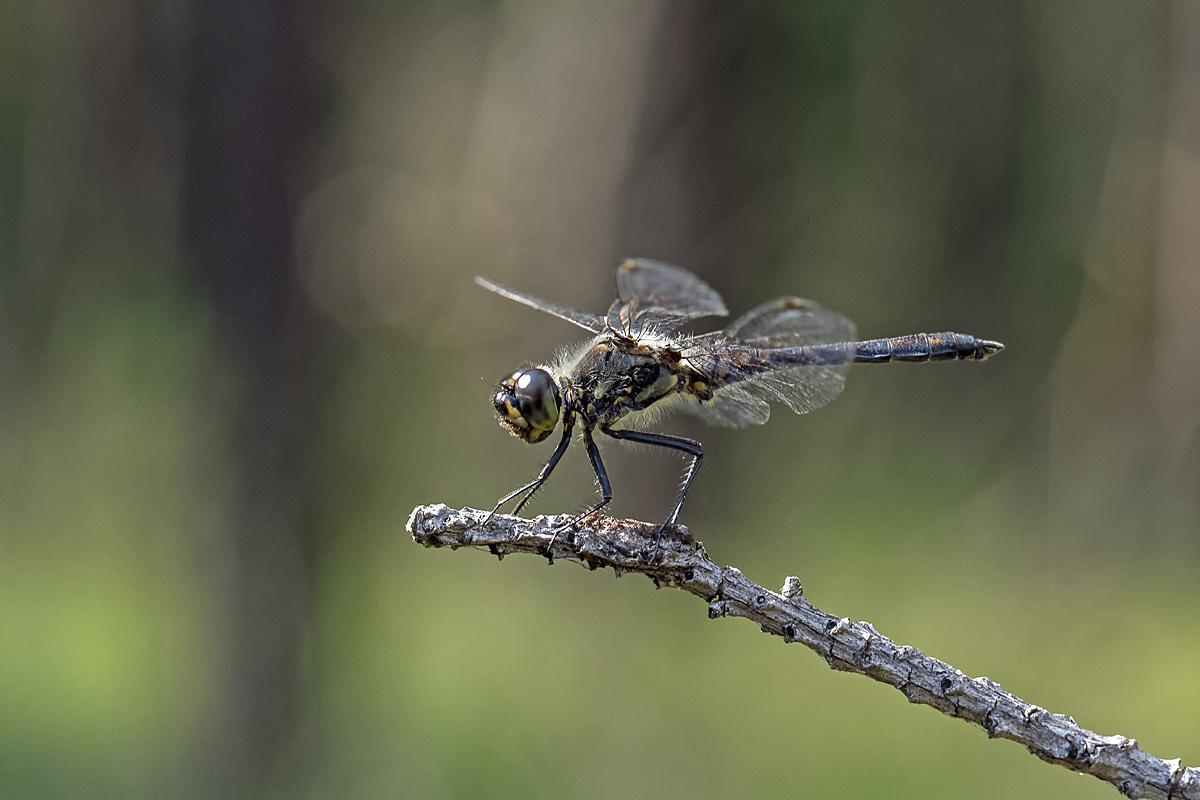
<box><xmin>492</xmin><ymin>367</ymin><xmax>561</xmax><ymax>444</ymax></box>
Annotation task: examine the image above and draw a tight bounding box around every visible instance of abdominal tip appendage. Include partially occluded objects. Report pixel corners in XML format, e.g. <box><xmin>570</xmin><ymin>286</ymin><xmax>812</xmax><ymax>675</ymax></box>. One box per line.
<box><xmin>979</xmin><ymin>339</ymin><xmax>1004</xmax><ymax>360</ymax></box>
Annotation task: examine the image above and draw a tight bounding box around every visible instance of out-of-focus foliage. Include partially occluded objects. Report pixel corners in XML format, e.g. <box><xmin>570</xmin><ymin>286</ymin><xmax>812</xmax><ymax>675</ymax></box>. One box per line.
<box><xmin>2</xmin><ymin>2</ymin><xmax>1198</xmax><ymax>798</ymax></box>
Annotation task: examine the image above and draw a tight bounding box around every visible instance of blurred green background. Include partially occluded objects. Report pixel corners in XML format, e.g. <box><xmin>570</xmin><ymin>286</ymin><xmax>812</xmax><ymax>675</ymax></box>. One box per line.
<box><xmin>2</xmin><ymin>2</ymin><xmax>1198</xmax><ymax>798</ymax></box>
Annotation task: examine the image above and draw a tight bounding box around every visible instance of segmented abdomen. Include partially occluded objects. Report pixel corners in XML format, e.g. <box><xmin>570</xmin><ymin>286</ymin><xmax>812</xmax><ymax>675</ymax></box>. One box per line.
<box><xmin>851</xmin><ymin>332</ymin><xmax>1002</xmax><ymax>362</ymax></box>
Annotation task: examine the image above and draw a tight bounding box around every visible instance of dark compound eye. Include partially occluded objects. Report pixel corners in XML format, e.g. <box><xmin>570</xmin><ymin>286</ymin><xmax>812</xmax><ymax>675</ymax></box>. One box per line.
<box><xmin>514</xmin><ymin>369</ymin><xmax>560</xmax><ymax>430</ymax></box>
<box><xmin>492</xmin><ymin>368</ymin><xmax>561</xmax><ymax>444</ymax></box>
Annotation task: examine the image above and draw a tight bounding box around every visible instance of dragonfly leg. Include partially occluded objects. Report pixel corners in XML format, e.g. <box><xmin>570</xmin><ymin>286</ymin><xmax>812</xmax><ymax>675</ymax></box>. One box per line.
<box><xmin>486</xmin><ymin>420</ymin><xmax>573</xmax><ymax>525</ymax></box>
<box><xmin>602</xmin><ymin>427</ymin><xmax>702</xmax><ymax>563</ymax></box>
<box><xmin>548</xmin><ymin>429</ymin><xmax>611</xmax><ymax>558</ymax></box>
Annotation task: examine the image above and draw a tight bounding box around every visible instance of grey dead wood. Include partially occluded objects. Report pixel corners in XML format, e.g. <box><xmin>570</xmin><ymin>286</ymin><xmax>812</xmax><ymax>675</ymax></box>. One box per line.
<box><xmin>408</xmin><ymin>503</ymin><xmax>1199</xmax><ymax>800</ymax></box>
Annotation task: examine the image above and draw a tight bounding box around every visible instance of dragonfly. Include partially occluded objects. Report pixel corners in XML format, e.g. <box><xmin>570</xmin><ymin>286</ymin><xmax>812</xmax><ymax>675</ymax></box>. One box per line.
<box><xmin>478</xmin><ymin>258</ymin><xmax>1003</xmax><ymax>561</ymax></box>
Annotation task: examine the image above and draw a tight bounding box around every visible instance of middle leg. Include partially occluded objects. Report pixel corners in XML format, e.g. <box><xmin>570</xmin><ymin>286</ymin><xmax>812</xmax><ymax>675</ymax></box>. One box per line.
<box><xmin>547</xmin><ymin>429</ymin><xmax>612</xmax><ymax>557</ymax></box>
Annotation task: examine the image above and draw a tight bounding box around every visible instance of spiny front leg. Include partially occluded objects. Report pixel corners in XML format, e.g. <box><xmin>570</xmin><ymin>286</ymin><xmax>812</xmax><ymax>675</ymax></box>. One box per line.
<box><xmin>486</xmin><ymin>420</ymin><xmax>574</xmax><ymax>524</ymax></box>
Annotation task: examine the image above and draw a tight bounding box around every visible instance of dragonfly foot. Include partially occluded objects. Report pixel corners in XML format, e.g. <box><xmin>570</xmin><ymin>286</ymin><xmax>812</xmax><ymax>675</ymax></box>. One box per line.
<box><xmin>483</xmin><ymin>499</ymin><xmax>508</xmax><ymax>527</ymax></box>
<box><xmin>542</xmin><ymin>526</ymin><xmax>568</xmax><ymax>563</ymax></box>
<box><xmin>544</xmin><ymin>518</ymin><xmax>580</xmax><ymax>563</ymax></box>
<box><xmin>647</xmin><ymin>523</ymin><xmax>669</xmax><ymax>565</ymax></box>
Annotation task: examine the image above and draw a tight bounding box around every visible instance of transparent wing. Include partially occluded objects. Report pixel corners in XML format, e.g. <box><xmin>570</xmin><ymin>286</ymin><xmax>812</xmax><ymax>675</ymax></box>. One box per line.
<box><xmin>476</xmin><ymin>276</ymin><xmax>606</xmax><ymax>334</ymax></box>
<box><xmin>727</xmin><ymin>356</ymin><xmax>852</xmax><ymax>416</ymax></box>
<box><xmin>726</xmin><ymin>296</ymin><xmax>856</xmax><ymax>345</ymax></box>
<box><xmin>605</xmin><ymin>258</ymin><xmax>728</xmax><ymax>336</ymax></box>
<box><xmin>677</xmin><ymin>384</ymin><xmax>772</xmax><ymax>428</ymax></box>
<box><xmin>677</xmin><ymin>298</ymin><xmax>857</xmax><ymax>427</ymax></box>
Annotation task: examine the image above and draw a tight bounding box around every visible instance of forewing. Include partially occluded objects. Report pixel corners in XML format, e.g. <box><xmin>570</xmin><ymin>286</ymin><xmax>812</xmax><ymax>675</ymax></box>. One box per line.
<box><xmin>476</xmin><ymin>276</ymin><xmax>606</xmax><ymax>334</ymax></box>
<box><xmin>607</xmin><ymin>258</ymin><xmax>728</xmax><ymax>336</ymax></box>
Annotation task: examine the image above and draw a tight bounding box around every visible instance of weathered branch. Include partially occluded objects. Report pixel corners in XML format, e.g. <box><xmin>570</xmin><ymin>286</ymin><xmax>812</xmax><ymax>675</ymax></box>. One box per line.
<box><xmin>408</xmin><ymin>504</ymin><xmax>1198</xmax><ymax>800</ymax></box>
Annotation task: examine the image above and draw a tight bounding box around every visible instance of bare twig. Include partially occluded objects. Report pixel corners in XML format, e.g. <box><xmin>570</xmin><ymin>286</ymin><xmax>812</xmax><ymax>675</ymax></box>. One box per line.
<box><xmin>408</xmin><ymin>504</ymin><xmax>1198</xmax><ymax>800</ymax></box>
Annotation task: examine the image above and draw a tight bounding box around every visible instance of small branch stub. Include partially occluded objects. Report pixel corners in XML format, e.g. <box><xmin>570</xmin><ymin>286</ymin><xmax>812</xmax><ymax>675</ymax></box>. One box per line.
<box><xmin>408</xmin><ymin>504</ymin><xmax>1199</xmax><ymax>800</ymax></box>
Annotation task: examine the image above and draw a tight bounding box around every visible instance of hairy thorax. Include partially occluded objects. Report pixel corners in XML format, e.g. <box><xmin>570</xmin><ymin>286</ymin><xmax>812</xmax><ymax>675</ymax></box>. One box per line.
<box><xmin>561</xmin><ymin>335</ymin><xmax>700</xmax><ymax>427</ymax></box>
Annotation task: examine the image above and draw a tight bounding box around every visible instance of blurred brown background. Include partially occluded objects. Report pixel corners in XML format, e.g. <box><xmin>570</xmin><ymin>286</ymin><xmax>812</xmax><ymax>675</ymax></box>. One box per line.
<box><xmin>2</xmin><ymin>2</ymin><xmax>1198</xmax><ymax>798</ymax></box>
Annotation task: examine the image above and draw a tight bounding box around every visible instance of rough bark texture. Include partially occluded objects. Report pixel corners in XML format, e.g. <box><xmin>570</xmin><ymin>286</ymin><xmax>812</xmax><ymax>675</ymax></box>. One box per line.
<box><xmin>408</xmin><ymin>503</ymin><xmax>1199</xmax><ymax>800</ymax></box>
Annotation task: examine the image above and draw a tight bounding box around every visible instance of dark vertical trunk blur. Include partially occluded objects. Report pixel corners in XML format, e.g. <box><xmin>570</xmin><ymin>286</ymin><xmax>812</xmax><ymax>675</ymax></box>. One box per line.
<box><xmin>181</xmin><ymin>0</ymin><xmax>330</xmax><ymax>792</ymax></box>
<box><xmin>613</xmin><ymin>3</ymin><xmax>761</xmax><ymax>275</ymax></box>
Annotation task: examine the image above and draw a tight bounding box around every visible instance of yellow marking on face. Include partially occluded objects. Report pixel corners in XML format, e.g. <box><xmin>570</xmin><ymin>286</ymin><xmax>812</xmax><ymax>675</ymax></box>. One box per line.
<box><xmin>691</xmin><ymin>380</ymin><xmax>708</xmax><ymax>392</ymax></box>
<box><xmin>500</xmin><ymin>400</ymin><xmax>523</xmax><ymax>423</ymax></box>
